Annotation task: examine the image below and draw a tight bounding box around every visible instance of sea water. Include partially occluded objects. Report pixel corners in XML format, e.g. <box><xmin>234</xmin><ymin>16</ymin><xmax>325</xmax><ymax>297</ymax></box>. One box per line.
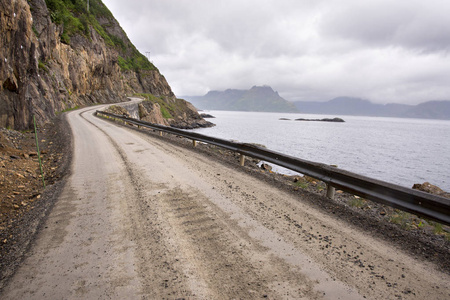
<box><xmin>189</xmin><ymin>111</ymin><xmax>450</xmax><ymax>192</ymax></box>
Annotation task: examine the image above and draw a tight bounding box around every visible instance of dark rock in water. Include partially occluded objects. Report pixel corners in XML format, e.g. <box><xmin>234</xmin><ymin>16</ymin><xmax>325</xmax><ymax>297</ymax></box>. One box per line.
<box><xmin>325</xmin><ymin>117</ymin><xmax>345</xmax><ymax>122</ymax></box>
<box><xmin>295</xmin><ymin>117</ymin><xmax>345</xmax><ymax>122</ymax></box>
<box><xmin>412</xmin><ymin>182</ymin><xmax>450</xmax><ymax>198</ymax></box>
<box><xmin>279</xmin><ymin>118</ymin><xmax>291</xmax><ymax>120</ymax></box>
<box><xmin>200</xmin><ymin>113</ymin><xmax>216</xmax><ymax>118</ymax></box>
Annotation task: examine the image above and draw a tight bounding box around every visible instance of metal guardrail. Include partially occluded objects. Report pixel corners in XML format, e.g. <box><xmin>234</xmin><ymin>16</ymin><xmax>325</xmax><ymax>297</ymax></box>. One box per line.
<box><xmin>96</xmin><ymin>110</ymin><xmax>450</xmax><ymax>226</ymax></box>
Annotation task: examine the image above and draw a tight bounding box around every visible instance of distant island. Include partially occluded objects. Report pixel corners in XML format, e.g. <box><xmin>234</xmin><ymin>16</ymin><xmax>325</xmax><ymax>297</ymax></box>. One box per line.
<box><xmin>183</xmin><ymin>87</ymin><xmax>450</xmax><ymax>120</ymax></box>
<box><xmin>295</xmin><ymin>117</ymin><xmax>345</xmax><ymax>122</ymax></box>
<box><xmin>183</xmin><ymin>86</ymin><xmax>299</xmax><ymax>113</ymax></box>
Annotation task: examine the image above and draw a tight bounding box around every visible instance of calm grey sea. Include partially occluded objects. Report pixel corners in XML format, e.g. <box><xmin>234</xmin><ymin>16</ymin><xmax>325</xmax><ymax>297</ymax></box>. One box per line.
<box><xmin>190</xmin><ymin>111</ymin><xmax>450</xmax><ymax>192</ymax></box>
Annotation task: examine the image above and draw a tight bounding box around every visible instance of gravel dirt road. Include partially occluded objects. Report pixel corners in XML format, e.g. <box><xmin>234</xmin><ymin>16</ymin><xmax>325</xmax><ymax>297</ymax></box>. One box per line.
<box><xmin>1</xmin><ymin>104</ymin><xmax>449</xmax><ymax>299</ymax></box>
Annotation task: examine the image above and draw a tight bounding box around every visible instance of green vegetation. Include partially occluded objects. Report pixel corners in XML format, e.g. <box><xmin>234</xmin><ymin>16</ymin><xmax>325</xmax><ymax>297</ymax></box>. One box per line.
<box><xmin>294</xmin><ymin>181</ymin><xmax>309</xmax><ymax>189</ymax></box>
<box><xmin>117</xmin><ymin>54</ymin><xmax>156</xmax><ymax>72</ymax></box>
<box><xmin>45</xmin><ymin>0</ymin><xmax>119</xmax><ymax>44</ymax></box>
<box><xmin>38</xmin><ymin>60</ymin><xmax>49</xmax><ymax>73</ymax></box>
<box><xmin>427</xmin><ymin>221</ymin><xmax>450</xmax><ymax>240</ymax></box>
<box><xmin>58</xmin><ymin>105</ymin><xmax>80</xmax><ymax>114</ymax></box>
<box><xmin>32</xmin><ymin>25</ymin><xmax>39</xmax><ymax>37</ymax></box>
<box><xmin>45</xmin><ymin>0</ymin><xmax>88</xmax><ymax>43</ymax></box>
<box><xmin>349</xmin><ymin>196</ymin><xmax>366</xmax><ymax>208</ymax></box>
<box><xmin>389</xmin><ymin>210</ymin><xmax>413</xmax><ymax>229</ymax></box>
<box><xmin>44</xmin><ymin>0</ymin><xmax>155</xmax><ymax>71</ymax></box>
<box><xmin>433</xmin><ymin>222</ymin><xmax>444</xmax><ymax>234</ymax></box>
<box><xmin>160</xmin><ymin>106</ymin><xmax>172</xmax><ymax>119</ymax></box>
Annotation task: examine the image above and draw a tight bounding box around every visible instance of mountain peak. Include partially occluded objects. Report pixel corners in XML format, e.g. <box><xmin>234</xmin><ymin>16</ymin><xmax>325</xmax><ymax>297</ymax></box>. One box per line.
<box><xmin>250</xmin><ymin>85</ymin><xmax>273</xmax><ymax>90</ymax></box>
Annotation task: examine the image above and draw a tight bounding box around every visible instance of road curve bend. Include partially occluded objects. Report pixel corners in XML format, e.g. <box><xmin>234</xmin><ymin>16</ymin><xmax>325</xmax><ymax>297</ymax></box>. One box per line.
<box><xmin>2</xmin><ymin>105</ymin><xmax>449</xmax><ymax>299</ymax></box>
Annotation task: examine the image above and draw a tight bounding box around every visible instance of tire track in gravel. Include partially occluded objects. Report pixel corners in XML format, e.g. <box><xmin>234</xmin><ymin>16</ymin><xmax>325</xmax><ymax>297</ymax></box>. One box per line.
<box><xmin>101</xmin><ymin>131</ymin><xmax>318</xmax><ymax>299</ymax></box>
<box><xmin>125</xmin><ymin>129</ymin><xmax>364</xmax><ymax>299</ymax></box>
<box><xmin>78</xmin><ymin>110</ymin><xmax>203</xmax><ymax>299</ymax></box>
<box><xmin>80</xmin><ymin>111</ymin><xmax>283</xmax><ymax>298</ymax></box>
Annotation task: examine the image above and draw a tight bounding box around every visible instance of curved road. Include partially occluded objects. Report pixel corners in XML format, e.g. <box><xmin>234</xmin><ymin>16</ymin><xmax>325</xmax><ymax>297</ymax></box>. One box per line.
<box><xmin>2</xmin><ymin>104</ymin><xmax>449</xmax><ymax>299</ymax></box>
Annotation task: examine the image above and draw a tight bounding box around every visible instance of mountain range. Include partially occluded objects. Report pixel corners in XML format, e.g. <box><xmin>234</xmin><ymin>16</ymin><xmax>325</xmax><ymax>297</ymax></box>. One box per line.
<box><xmin>293</xmin><ymin>97</ymin><xmax>450</xmax><ymax>120</ymax></box>
<box><xmin>184</xmin><ymin>87</ymin><xmax>450</xmax><ymax>120</ymax></box>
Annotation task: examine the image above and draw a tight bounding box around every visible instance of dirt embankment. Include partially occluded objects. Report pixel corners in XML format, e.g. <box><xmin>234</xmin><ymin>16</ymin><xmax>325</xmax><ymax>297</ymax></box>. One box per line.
<box><xmin>0</xmin><ymin>115</ymin><xmax>72</xmax><ymax>284</ymax></box>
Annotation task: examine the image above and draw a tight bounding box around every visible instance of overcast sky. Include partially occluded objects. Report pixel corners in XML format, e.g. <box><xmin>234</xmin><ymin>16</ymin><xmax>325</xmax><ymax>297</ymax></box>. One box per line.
<box><xmin>102</xmin><ymin>0</ymin><xmax>450</xmax><ymax>104</ymax></box>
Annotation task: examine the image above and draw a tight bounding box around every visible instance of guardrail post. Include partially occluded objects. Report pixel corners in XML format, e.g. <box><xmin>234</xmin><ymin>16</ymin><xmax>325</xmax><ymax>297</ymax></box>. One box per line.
<box><xmin>159</xmin><ymin>131</ymin><xmax>162</xmax><ymax>136</ymax></box>
<box><xmin>326</xmin><ymin>164</ymin><xmax>338</xmax><ymax>199</ymax></box>
<box><xmin>239</xmin><ymin>154</ymin><xmax>245</xmax><ymax>166</ymax></box>
<box><xmin>193</xmin><ymin>140</ymin><xmax>197</xmax><ymax>147</ymax></box>
<box><xmin>326</xmin><ymin>184</ymin><xmax>335</xmax><ymax>199</ymax></box>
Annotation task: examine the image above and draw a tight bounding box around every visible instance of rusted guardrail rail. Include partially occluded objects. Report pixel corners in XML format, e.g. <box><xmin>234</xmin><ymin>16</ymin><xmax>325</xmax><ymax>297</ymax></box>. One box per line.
<box><xmin>96</xmin><ymin>110</ymin><xmax>450</xmax><ymax>226</ymax></box>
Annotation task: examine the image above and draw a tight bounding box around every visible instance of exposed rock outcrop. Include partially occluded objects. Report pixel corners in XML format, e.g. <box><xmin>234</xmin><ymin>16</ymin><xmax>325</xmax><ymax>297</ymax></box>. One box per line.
<box><xmin>138</xmin><ymin>101</ymin><xmax>170</xmax><ymax>126</ymax></box>
<box><xmin>104</xmin><ymin>105</ymin><xmax>130</xmax><ymax>117</ymax></box>
<box><xmin>135</xmin><ymin>95</ymin><xmax>214</xmax><ymax>129</ymax></box>
<box><xmin>200</xmin><ymin>113</ymin><xmax>215</xmax><ymax>118</ymax></box>
<box><xmin>169</xmin><ymin>100</ymin><xmax>215</xmax><ymax>129</ymax></box>
<box><xmin>412</xmin><ymin>182</ymin><xmax>450</xmax><ymax>198</ymax></box>
<box><xmin>0</xmin><ymin>0</ymin><xmax>208</xmax><ymax>130</ymax></box>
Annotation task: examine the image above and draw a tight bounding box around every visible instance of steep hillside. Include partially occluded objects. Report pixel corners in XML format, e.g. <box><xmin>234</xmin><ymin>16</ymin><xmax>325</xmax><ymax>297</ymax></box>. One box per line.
<box><xmin>184</xmin><ymin>86</ymin><xmax>299</xmax><ymax>113</ymax></box>
<box><xmin>0</xmin><ymin>0</ymin><xmax>208</xmax><ymax>129</ymax></box>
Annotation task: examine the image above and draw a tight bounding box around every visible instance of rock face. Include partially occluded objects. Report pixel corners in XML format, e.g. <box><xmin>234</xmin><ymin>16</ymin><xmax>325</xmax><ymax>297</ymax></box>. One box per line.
<box><xmin>138</xmin><ymin>101</ymin><xmax>170</xmax><ymax>127</ymax></box>
<box><xmin>137</xmin><ymin>97</ymin><xmax>214</xmax><ymax>129</ymax></box>
<box><xmin>104</xmin><ymin>105</ymin><xmax>130</xmax><ymax>117</ymax></box>
<box><xmin>0</xmin><ymin>0</ymin><xmax>207</xmax><ymax>130</ymax></box>
<box><xmin>170</xmin><ymin>100</ymin><xmax>215</xmax><ymax>129</ymax></box>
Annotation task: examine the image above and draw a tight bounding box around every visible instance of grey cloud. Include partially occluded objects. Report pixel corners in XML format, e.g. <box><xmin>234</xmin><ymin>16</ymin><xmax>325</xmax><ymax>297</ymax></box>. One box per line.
<box><xmin>320</xmin><ymin>0</ymin><xmax>450</xmax><ymax>53</ymax></box>
<box><xmin>102</xmin><ymin>0</ymin><xmax>450</xmax><ymax>104</ymax></box>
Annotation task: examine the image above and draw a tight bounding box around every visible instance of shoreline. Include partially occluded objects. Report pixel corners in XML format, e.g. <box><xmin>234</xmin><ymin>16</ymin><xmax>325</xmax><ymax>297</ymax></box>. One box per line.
<box><xmin>187</xmin><ymin>111</ymin><xmax>450</xmax><ymax>193</ymax></box>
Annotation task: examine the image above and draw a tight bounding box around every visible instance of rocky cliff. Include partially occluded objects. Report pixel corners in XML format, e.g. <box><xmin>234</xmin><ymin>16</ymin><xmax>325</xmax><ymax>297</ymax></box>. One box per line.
<box><xmin>0</xmin><ymin>0</ymin><xmax>209</xmax><ymax>129</ymax></box>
